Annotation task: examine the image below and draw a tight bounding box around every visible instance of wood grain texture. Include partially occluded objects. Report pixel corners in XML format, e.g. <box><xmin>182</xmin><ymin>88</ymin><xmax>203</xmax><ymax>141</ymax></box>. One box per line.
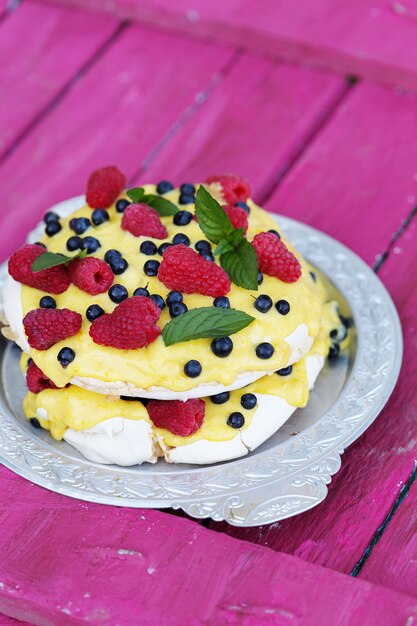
<box><xmin>0</xmin><ymin>1</ymin><xmax>118</xmax><ymax>158</ymax></box>
<box><xmin>38</xmin><ymin>0</ymin><xmax>417</xmax><ymax>89</ymax></box>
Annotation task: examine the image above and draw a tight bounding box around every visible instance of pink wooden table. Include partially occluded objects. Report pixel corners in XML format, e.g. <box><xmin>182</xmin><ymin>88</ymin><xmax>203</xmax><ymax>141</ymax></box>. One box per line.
<box><xmin>1</xmin><ymin>1</ymin><xmax>417</xmax><ymax>623</ymax></box>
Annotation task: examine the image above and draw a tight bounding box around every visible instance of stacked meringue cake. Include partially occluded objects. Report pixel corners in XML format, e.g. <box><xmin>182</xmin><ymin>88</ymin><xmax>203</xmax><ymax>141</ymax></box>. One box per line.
<box><xmin>1</xmin><ymin>168</ymin><xmax>349</xmax><ymax>466</ymax></box>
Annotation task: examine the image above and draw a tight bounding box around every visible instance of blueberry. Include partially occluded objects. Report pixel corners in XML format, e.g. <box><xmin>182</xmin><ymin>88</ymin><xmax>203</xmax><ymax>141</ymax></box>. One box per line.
<box><xmin>156</xmin><ymin>180</ymin><xmax>174</xmax><ymax>194</ymax></box>
<box><xmin>108</xmin><ymin>284</ymin><xmax>128</xmax><ymax>303</ymax></box>
<box><xmin>310</xmin><ymin>271</ymin><xmax>316</xmax><ymax>282</ymax></box>
<box><xmin>256</xmin><ymin>342</ymin><xmax>275</xmax><ymax>359</ymax></box>
<box><xmin>110</xmin><ymin>256</ymin><xmax>128</xmax><ymax>275</ymax></box>
<box><xmin>195</xmin><ymin>240</ymin><xmax>212</xmax><ymax>253</ymax></box>
<box><xmin>227</xmin><ymin>412</ymin><xmax>245</xmax><ymax>429</ymax></box>
<box><xmin>34</xmin><ymin>242</ymin><xmax>47</xmax><ymax>249</ymax></box>
<box><xmin>169</xmin><ymin>302</ymin><xmax>188</xmax><ymax>317</ymax></box>
<box><xmin>330</xmin><ymin>326</ymin><xmax>348</xmax><ymax>342</ymax></box>
<box><xmin>213</xmin><ymin>296</ymin><xmax>230</xmax><ymax>308</ymax></box>
<box><xmin>133</xmin><ymin>287</ymin><xmax>150</xmax><ymax>297</ymax></box>
<box><xmin>276</xmin><ymin>365</ymin><xmax>293</xmax><ymax>376</ymax></box>
<box><xmin>92</xmin><ymin>208</ymin><xmax>109</xmax><ymax>225</ymax></box>
<box><xmin>43</xmin><ymin>211</ymin><xmax>60</xmax><ymax>224</ymax></box>
<box><xmin>199</xmin><ymin>251</ymin><xmax>215</xmax><ymax>262</ymax></box>
<box><xmin>184</xmin><ymin>360</ymin><xmax>201</xmax><ymax>378</ymax></box>
<box><xmin>268</xmin><ymin>229</ymin><xmax>281</xmax><ymax>238</ymax></box>
<box><xmin>328</xmin><ymin>343</ymin><xmax>340</xmax><ymax>361</ymax></box>
<box><xmin>27</xmin><ymin>358</ymin><xmax>33</xmax><ymax>367</ymax></box>
<box><xmin>257</xmin><ymin>272</ymin><xmax>264</xmax><ymax>285</ymax></box>
<box><xmin>235</xmin><ymin>201</ymin><xmax>250</xmax><ymax>214</ymax></box>
<box><xmin>45</xmin><ymin>221</ymin><xmax>62</xmax><ymax>237</ymax></box>
<box><xmin>275</xmin><ymin>299</ymin><xmax>290</xmax><ymax>315</ymax></box>
<box><xmin>179</xmin><ymin>194</ymin><xmax>195</xmax><ymax>205</ymax></box>
<box><xmin>210</xmin><ymin>391</ymin><xmax>230</xmax><ymax>404</ymax></box>
<box><xmin>57</xmin><ymin>347</ymin><xmax>75</xmax><ymax>368</ymax></box>
<box><xmin>29</xmin><ymin>417</ymin><xmax>42</xmax><ymax>429</ymax></box>
<box><xmin>116</xmin><ymin>199</ymin><xmax>130</xmax><ymax>213</ymax></box>
<box><xmin>144</xmin><ymin>260</ymin><xmax>160</xmax><ymax>276</ymax></box>
<box><xmin>173</xmin><ymin>233</ymin><xmax>190</xmax><ymax>246</ymax></box>
<box><xmin>149</xmin><ymin>294</ymin><xmax>166</xmax><ymax>310</ymax></box>
<box><xmin>241</xmin><ymin>393</ymin><xmax>257</xmax><ymax>410</ymax></box>
<box><xmin>104</xmin><ymin>249</ymin><xmax>121</xmax><ymax>263</ymax></box>
<box><xmin>211</xmin><ymin>336</ymin><xmax>233</xmax><ymax>358</ymax></box>
<box><xmin>39</xmin><ymin>296</ymin><xmax>56</xmax><ymax>309</ymax></box>
<box><xmin>86</xmin><ymin>304</ymin><xmax>105</xmax><ymax>322</ymax></box>
<box><xmin>81</xmin><ymin>236</ymin><xmax>101</xmax><ymax>254</ymax></box>
<box><xmin>180</xmin><ymin>183</ymin><xmax>195</xmax><ymax>195</ymax></box>
<box><xmin>158</xmin><ymin>242</ymin><xmax>172</xmax><ymax>256</ymax></box>
<box><xmin>140</xmin><ymin>241</ymin><xmax>157</xmax><ymax>256</ymax></box>
<box><xmin>120</xmin><ymin>395</ymin><xmax>139</xmax><ymax>402</ymax></box>
<box><xmin>166</xmin><ymin>290</ymin><xmax>183</xmax><ymax>306</ymax></box>
<box><xmin>66</xmin><ymin>236</ymin><xmax>83</xmax><ymax>251</ymax></box>
<box><xmin>173</xmin><ymin>210</ymin><xmax>193</xmax><ymax>226</ymax></box>
<box><xmin>69</xmin><ymin>217</ymin><xmax>91</xmax><ymax>235</ymax></box>
<box><xmin>254</xmin><ymin>294</ymin><xmax>272</xmax><ymax>313</ymax></box>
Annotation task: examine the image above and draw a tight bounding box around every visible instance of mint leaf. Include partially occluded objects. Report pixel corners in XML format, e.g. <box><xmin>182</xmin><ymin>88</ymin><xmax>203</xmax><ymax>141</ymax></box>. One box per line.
<box><xmin>32</xmin><ymin>249</ymin><xmax>87</xmax><ymax>272</ymax></box>
<box><xmin>126</xmin><ymin>187</ymin><xmax>145</xmax><ymax>203</ymax></box>
<box><xmin>194</xmin><ymin>185</ymin><xmax>234</xmax><ymax>244</ymax></box>
<box><xmin>220</xmin><ymin>238</ymin><xmax>259</xmax><ymax>290</ymax></box>
<box><xmin>162</xmin><ymin>307</ymin><xmax>255</xmax><ymax>346</ymax></box>
<box><xmin>213</xmin><ymin>239</ymin><xmax>234</xmax><ymax>257</ymax></box>
<box><xmin>143</xmin><ymin>194</ymin><xmax>179</xmax><ymax>216</ymax></box>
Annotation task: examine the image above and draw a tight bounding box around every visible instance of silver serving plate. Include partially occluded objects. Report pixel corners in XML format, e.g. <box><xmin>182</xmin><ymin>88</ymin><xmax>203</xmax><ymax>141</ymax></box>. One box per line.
<box><xmin>0</xmin><ymin>199</ymin><xmax>403</xmax><ymax>526</ymax></box>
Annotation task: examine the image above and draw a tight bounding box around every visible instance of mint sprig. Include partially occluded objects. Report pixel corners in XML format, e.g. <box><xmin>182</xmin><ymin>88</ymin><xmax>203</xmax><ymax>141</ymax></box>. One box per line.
<box><xmin>162</xmin><ymin>306</ymin><xmax>254</xmax><ymax>347</ymax></box>
<box><xmin>195</xmin><ymin>186</ymin><xmax>258</xmax><ymax>290</ymax></box>
<box><xmin>31</xmin><ymin>249</ymin><xmax>87</xmax><ymax>272</ymax></box>
<box><xmin>127</xmin><ymin>187</ymin><xmax>178</xmax><ymax>216</ymax></box>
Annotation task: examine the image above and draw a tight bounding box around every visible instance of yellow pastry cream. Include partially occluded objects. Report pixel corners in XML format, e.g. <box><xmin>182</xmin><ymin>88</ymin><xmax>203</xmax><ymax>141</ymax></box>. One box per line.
<box><xmin>19</xmin><ymin>185</ymin><xmax>327</xmax><ymax>393</ymax></box>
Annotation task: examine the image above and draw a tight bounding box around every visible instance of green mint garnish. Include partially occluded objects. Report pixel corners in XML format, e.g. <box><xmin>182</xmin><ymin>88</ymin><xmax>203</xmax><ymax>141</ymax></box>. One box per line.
<box><xmin>31</xmin><ymin>249</ymin><xmax>87</xmax><ymax>272</ymax></box>
<box><xmin>127</xmin><ymin>187</ymin><xmax>178</xmax><ymax>216</ymax></box>
<box><xmin>195</xmin><ymin>186</ymin><xmax>259</xmax><ymax>290</ymax></box>
<box><xmin>162</xmin><ymin>306</ymin><xmax>255</xmax><ymax>347</ymax></box>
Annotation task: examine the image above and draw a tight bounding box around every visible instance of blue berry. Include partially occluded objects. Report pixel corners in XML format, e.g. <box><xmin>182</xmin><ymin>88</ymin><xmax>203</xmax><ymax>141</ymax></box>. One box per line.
<box><xmin>235</xmin><ymin>201</ymin><xmax>250</xmax><ymax>214</ymax></box>
<box><xmin>227</xmin><ymin>412</ymin><xmax>245</xmax><ymax>429</ymax></box>
<box><xmin>108</xmin><ymin>284</ymin><xmax>128</xmax><ymax>303</ymax></box>
<box><xmin>195</xmin><ymin>240</ymin><xmax>211</xmax><ymax>253</ymax></box>
<box><xmin>184</xmin><ymin>360</ymin><xmax>201</xmax><ymax>378</ymax></box>
<box><xmin>276</xmin><ymin>366</ymin><xmax>292</xmax><ymax>376</ymax></box>
<box><xmin>69</xmin><ymin>217</ymin><xmax>91</xmax><ymax>234</ymax></box>
<box><xmin>116</xmin><ymin>199</ymin><xmax>130</xmax><ymax>213</ymax></box>
<box><xmin>86</xmin><ymin>304</ymin><xmax>105</xmax><ymax>322</ymax></box>
<box><xmin>140</xmin><ymin>240</ymin><xmax>157</xmax><ymax>256</ymax></box>
<box><xmin>268</xmin><ymin>229</ymin><xmax>280</xmax><ymax>238</ymax></box>
<box><xmin>81</xmin><ymin>236</ymin><xmax>101</xmax><ymax>254</ymax></box>
<box><xmin>199</xmin><ymin>251</ymin><xmax>215</xmax><ymax>262</ymax></box>
<box><xmin>180</xmin><ymin>183</ymin><xmax>195</xmax><ymax>195</ymax></box>
<box><xmin>179</xmin><ymin>194</ymin><xmax>195</xmax><ymax>205</ymax></box>
<box><xmin>210</xmin><ymin>392</ymin><xmax>230</xmax><ymax>404</ymax></box>
<box><xmin>66</xmin><ymin>236</ymin><xmax>83</xmax><ymax>251</ymax></box>
<box><xmin>57</xmin><ymin>347</ymin><xmax>75</xmax><ymax>368</ymax></box>
<box><xmin>92</xmin><ymin>208</ymin><xmax>109</xmax><ymax>225</ymax></box>
<box><xmin>256</xmin><ymin>342</ymin><xmax>275</xmax><ymax>359</ymax></box>
<box><xmin>156</xmin><ymin>180</ymin><xmax>174</xmax><ymax>194</ymax></box>
<box><xmin>169</xmin><ymin>302</ymin><xmax>188</xmax><ymax>318</ymax></box>
<box><xmin>310</xmin><ymin>271</ymin><xmax>316</xmax><ymax>282</ymax></box>
<box><xmin>213</xmin><ymin>296</ymin><xmax>230</xmax><ymax>308</ymax></box>
<box><xmin>211</xmin><ymin>336</ymin><xmax>233</xmax><ymax>358</ymax></box>
<box><xmin>257</xmin><ymin>272</ymin><xmax>264</xmax><ymax>285</ymax></box>
<box><xmin>34</xmin><ymin>242</ymin><xmax>47</xmax><ymax>249</ymax></box>
<box><xmin>173</xmin><ymin>233</ymin><xmax>190</xmax><ymax>246</ymax></box>
<box><xmin>166</xmin><ymin>290</ymin><xmax>183</xmax><ymax>306</ymax></box>
<box><xmin>111</xmin><ymin>256</ymin><xmax>128</xmax><ymax>275</ymax></box>
<box><xmin>43</xmin><ymin>211</ymin><xmax>59</xmax><ymax>224</ymax></box>
<box><xmin>149</xmin><ymin>294</ymin><xmax>166</xmax><ymax>310</ymax></box>
<box><xmin>328</xmin><ymin>343</ymin><xmax>340</xmax><ymax>361</ymax></box>
<box><xmin>241</xmin><ymin>393</ymin><xmax>257</xmax><ymax>409</ymax></box>
<box><xmin>30</xmin><ymin>417</ymin><xmax>42</xmax><ymax>429</ymax></box>
<box><xmin>104</xmin><ymin>249</ymin><xmax>121</xmax><ymax>263</ymax></box>
<box><xmin>133</xmin><ymin>287</ymin><xmax>149</xmax><ymax>297</ymax></box>
<box><xmin>39</xmin><ymin>296</ymin><xmax>56</xmax><ymax>309</ymax></box>
<box><xmin>275</xmin><ymin>299</ymin><xmax>290</xmax><ymax>315</ymax></box>
<box><xmin>144</xmin><ymin>260</ymin><xmax>160</xmax><ymax>276</ymax></box>
<box><xmin>173</xmin><ymin>210</ymin><xmax>193</xmax><ymax>226</ymax></box>
<box><xmin>158</xmin><ymin>242</ymin><xmax>172</xmax><ymax>256</ymax></box>
<box><xmin>45</xmin><ymin>221</ymin><xmax>62</xmax><ymax>237</ymax></box>
<box><xmin>254</xmin><ymin>294</ymin><xmax>272</xmax><ymax>313</ymax></box>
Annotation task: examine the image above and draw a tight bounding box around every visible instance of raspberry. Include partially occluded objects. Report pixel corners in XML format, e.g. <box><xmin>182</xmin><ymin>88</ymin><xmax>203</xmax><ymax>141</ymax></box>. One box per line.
<box><xmin>206</xmin><ymin>174</ymin><xmax>251</xmax><ymax>204</ymax></box>
<box><xmin>89</xmin><ymin>296</ymin><xmax>161</xmax><ymax>349</ymax></box>
<box><xmin>223</xmin><ymin>204</ymin><xmax>248</xmax><ymax>234</ymax></box>
<box><xmin>121</xmin><ymin>203</ymin><xmax>168</xmax><ymax>239</ymax></box>
<box><xmin>23</xmin><ymin>308</ymin><xmax>82</xmax><ymax>350</ymax></box>
<box><xmin>69</xmin><ymin>257</ymin><xmax>114</xmax><ymax>295</ymax></box>
<box><xmin>158</xmin><ymin>245</ymin><xmax>231</xmax><ymax>297</ymax></box>
<box><xmin>147</xmin><ymin>398</ymin><xmax>205</xmax><ymax>436</ymax></box>
<box><xmin>86</xmin><ymin>166</ymin><xmax>126</xmax><ymax>208</ymax></box>
<box><xmin>252</xmin><ymin>232</ymin><xmax>302</xmax><ymax>283</ymax></box>
<box><xmin>8</xmin><ymin>244</ymin><xmax>70</xmax><ymax>294</ymax></box>
<box><xmin>26</xmin><ymin>361</ymin><xmax>57</xmax><ymax>393</ymax></box>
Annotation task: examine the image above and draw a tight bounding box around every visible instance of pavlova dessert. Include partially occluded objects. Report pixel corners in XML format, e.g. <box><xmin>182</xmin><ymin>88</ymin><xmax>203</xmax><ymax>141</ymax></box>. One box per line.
<box><xmin>0</xmin><ymin>167</ymin><xmax>349</xmax><ymax>465</ymax></box>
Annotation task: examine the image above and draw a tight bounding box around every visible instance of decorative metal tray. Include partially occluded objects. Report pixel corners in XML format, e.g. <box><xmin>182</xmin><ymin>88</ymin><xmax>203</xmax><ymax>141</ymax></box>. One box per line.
<box><xmin>0</xmin><ymin>200</ymin><xmax>403</xmax><ymax>526</ymax></box>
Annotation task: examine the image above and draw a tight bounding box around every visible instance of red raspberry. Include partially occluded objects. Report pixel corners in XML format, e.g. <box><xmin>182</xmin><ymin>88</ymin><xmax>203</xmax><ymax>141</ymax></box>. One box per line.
<box><xmin>158</xmin><ymin>245</ymin><xmax>231</xmax><ymax>297</ymax></box>
<box><xmin>121</xmin><ymin>203</ymin><xmax>167</xmax><ymax>239</ymax></box>
<box><xmin>252</xmin><ymin>232</ymin><xmax>302</xmax><ymax>283</ymax></box>
<box><xmin>223</xmin><ymin>204</ymin><xmax>248</xmax><ymax>234</ymax></box>
<box><xmin>147</xmin><ymin>398</ymin><xmax>205</xmax><ymax>436</ymax></box>
<box><xmin>23</xmin><ymin>308</ymin><xmax>82</xmax><ymax>350</ymax></box>
<box><xmin>89</xmin><ymin>296</ymin><xmax>161</xmax><ymax>349</ymax></box>
<box><xmin>69</xmin><ymin>257</ymin><xmax>114</xmax><ymax>295</ymax></box>
<box><xmin>8</xmin><ymin>244</ymin><xmax>70</xmax><ymax>294</ymax></box>
<box><xmin>26</xmin><ymin>361</ymin><xmax>57</xmax><ymax>393</ymax></box>
<box><xmin>86</xmin><ymin>166</ymin><xmax>126</xmax><ymax>208</ymax></box>
<box><xmin>206</xmin><ymin>174</ymin><xmax>251</xmax><ymax>204</ymax></box>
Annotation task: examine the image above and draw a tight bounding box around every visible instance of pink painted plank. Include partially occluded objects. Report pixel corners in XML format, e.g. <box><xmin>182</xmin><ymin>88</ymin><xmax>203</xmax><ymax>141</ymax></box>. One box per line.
<box><xmin>0</xmin><ymin>1</ymin><xmax>118</xmax><ymax>157</ymax></box>
<box><xmin>39</xmin><ymin>0</ymin><xmax>417</xmax><ymax>89</ymax></box>
<box><xmin>0</xmin><ymin>471</ymin><xmax>416</xmax><ymax>625</ymax></box>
